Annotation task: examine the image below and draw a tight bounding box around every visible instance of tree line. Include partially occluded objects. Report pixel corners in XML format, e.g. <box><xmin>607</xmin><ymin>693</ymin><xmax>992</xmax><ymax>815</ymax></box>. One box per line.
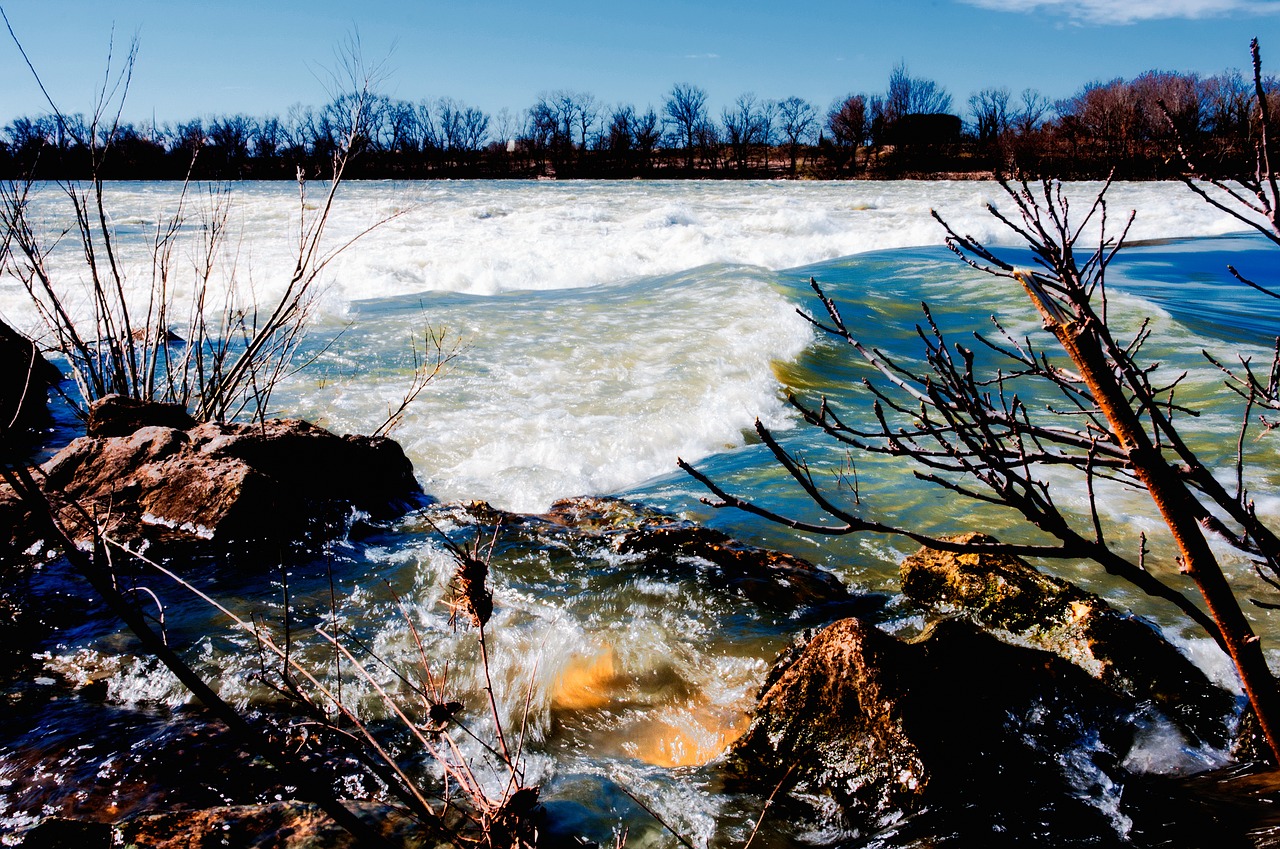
<box><xmin>2</xmin><ymin>60</ymin><xmax>1276</xmax><ymax>181</ymax></box>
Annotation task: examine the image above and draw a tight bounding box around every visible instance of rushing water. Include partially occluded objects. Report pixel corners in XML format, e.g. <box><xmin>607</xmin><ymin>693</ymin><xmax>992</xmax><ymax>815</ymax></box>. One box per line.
<box><xmin>2</xmin><ymin>180</ymin><xmax>1279</xmax><ymax>846</ymax></box>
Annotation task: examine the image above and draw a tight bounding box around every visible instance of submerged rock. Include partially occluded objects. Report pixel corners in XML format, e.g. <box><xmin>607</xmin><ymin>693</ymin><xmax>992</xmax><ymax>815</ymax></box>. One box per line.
<box><xmin>1</xmin><ymin>397</ymin><xmax>424</xmax><ymax>558</ymax></box>
<box><xmin>900</xmin><ymin>533</ymin><xmax>1237</xmax><ymax>748</ymax></box>
<box><xmin>727</xmin><ymin>616</ymin><xmax>1133</xmax><ymax>835</ymax></box>
<box><xmin>444</xmin><ymin>495</ymin><xmax>853</xmax><ymax>611</ymax></box>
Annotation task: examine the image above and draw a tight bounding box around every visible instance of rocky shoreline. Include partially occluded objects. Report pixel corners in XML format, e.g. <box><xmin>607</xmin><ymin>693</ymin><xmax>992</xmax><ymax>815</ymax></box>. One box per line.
<box><xmin>3</xmin><ymin>397</ymin><xmax>1278</xmax><ymax>848</ymax></box>
<box><xmin>725</xmin><ymin>538</ymin><xmax>1267</xmax><ymax>845</ymax></box>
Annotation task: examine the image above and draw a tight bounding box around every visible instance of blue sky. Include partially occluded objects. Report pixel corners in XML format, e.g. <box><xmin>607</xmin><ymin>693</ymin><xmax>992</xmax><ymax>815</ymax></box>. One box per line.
<box><xmin>1</xmin><ymin>0</ymin><xmax>1278</xmax><ymax>126</ymax></box>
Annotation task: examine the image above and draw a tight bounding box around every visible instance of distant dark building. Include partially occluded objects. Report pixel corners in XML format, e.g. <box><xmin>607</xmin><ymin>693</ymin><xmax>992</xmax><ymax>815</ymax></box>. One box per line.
<box><xmin>888</xmin><ymin>113</ymin><xmax>962</xmax><ymax>147</ymax></box>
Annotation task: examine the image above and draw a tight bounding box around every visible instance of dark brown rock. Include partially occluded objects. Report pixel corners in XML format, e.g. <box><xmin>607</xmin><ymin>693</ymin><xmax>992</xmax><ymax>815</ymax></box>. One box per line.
<box><xmin>727</xmin><ymin>616</ymin><xmax>1132</xmax><ymax>832</ymax></box>
<box><xmin>85</xmin><ymin>394</ymin><xmax>196</xmax><ymax>438</ymax></box>
<box><xmin>0</xmin><ymin>318</ymin><xmax>60</xmax><ymax>445</ymax></box>
<box><xmin>3</xmin><ymin>416</ymin><xmax>423</xmax><ymax>557</ymax></box>
<box><xmin>900</xmin><ymin>533</ymin><xmax>1237</xmax><ymax>748</ymax></box>
<box><xmin>554</xmin><ymin>496</ymin><xmax>850</xmax><ymax>607</ymax></box>
<box><xmin>728</xmin><ymin>617</ymin><xmax>927</xmax><ymax>817</ymax></box>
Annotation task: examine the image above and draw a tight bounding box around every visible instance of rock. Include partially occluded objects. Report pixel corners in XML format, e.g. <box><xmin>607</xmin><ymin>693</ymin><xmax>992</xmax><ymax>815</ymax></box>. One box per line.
<box><xmin>0</xmin><ymin>319</ymin><xmax>60</xmax><ymax>447</ymax></box>
<box><xmin>85</xmin><ymin>394</ymin><xmax>196</xmax><ymax>438</ymax></box>
<box><xmin>727</xmin><ymin>616</ymin><xmax>1133</xmax><ymax>835</ymax></box>
<box><xmin>444</xmin><ymin>495</ymin><xmax>854</xmax><ymax>611</ymax></box>
<box><xmin>900</xmin><ymin>533</ymin><xmax>1237</xmax><ymax>748</ymax></box>
<box><xmin>2</xmin><ymin>410</ymin><xmax>424</xmax><ymax>558</ymax></box>
<box><xmin>564</xmin><ymin>496</ymin><xmax>849</xmax><ymax>608</ymax></box>
<box><xmin>129</xmin><ymin>327</ymin><xmax>184</xmax><ymax>344</ymax></box>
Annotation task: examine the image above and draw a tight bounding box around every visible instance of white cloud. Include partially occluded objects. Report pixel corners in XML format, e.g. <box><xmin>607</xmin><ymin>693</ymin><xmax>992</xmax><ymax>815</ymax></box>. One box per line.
<box><xmin>962</xmin><ymin>0</ymin><xmax>1280</xmax><ymax>24</ymax></box>
<box><xmin>683</xmin><ymin>53</ymin><xmax>721</xmax><ymax>60</ymax></box>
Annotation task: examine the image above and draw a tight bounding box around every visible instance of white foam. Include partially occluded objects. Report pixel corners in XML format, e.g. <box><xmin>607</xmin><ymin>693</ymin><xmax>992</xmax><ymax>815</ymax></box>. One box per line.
<box><xmin>284</xmin><ymin>265</ymin><xmax>813</xmax><ymax>512</ymax></box>
<box><xmin>0</xmin><ymin>180</ymin><xmax>1253</xmax><ymax>331</ymax></box>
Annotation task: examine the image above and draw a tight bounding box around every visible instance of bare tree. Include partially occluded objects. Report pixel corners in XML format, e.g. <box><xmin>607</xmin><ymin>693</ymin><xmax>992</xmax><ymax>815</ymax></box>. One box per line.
<box><xmin>826</xmin><ymin>93</ymin><xmax>868</xmax><ymax>174</ymax></box>
<box><xmin>884</xmin><ymin>62</ymin><xmax>953</xmax><ymax>124</ymax></box>
<box><xmin>759</xmin><ymin>98</ymin><xmax>778</xmax><ymax>171</ymax></box>
<box><xmin>1166</xmin><ymin>40</ymin><xmax>1279</xmax><ymax>250</ymax></box>
<box><xmin>684</xmin><ymin>45</ymin><xmax>1280</xmax><ymax>761</ymax></box>
<box><xmin>634</xmin><ymin>106</ymin><xmax>662</xmax><ymax>171</ymax></box>
<box><xmin>682</xmin><ymin>175</ymin><xmax>1280</xmax><ymax>761</ymax></box>
<box><xmin>0</xmin><ymin>28</ymin><xmax>394</xmax><ymax>423</ymax></box>
<box><xmin>253</xmin><ymin>115</ymin><xmax>284</xmax><ymax>160</ymax></box>
<box><xmin>1132</xmin><ymin>70</ymin><xmax>1204</xmax><ymax>141</ymax></box>
<box><xmin>167</xmin><ymin>118</ymin><xmax>206</xmax><ymax>160</ymax></box>
<box><xmin>606</xmin><ymin>103</ymin><xmax>636</xmax><ymax>152</ymax></box>
<box><xmin>694</xmin><ymin>117</ymin><xmax>721</xmax><ymax>171</ymax></box>
<box><xmin>604</xmin><ymin>103</ymin><xmax>649</xmax><ymax>173</ymax></box>
<box><xmin>722</xmin><ymin>92</ymin><xmax>765</xmax><ymax>172</ymax></box>
<box><xmin>437</xmin><ymin>97</ymin><xmax>489</xmax><ymax>162</ymax></box>
<box><xmin>663</xmin><ymin>83</ymin><xmax>709</xmax><ymax>170</ymax></box>
<box><xmin>575</xmin><ymin>91</ymin><xmax>600</xmax><ymax>151</ymax></box>
<box><xmin>969</xmin><ymin>87</ymin><xmax>1012</xmax><ymax>145</ymax></box>
<box><xmin>206</xmin><ymin>113</ymin><xmax>253</xmax><ymax>174</ymax></box>
<box><xmin>1013</xmin><ymin>88</ymin><xmax>1051</xmax><ymax>136</ymax></box>
<box><xmin>380</xmin><ymin>97</ymin><xmax>421</xmax><ymax>154</ymax></box>
<box><xmin>777</xmin><ymin>95</ymin><xmax>817</xmax><ymax>176</ymax></box>
<box><xmin>1055</xmin><ymin>78</ymin><xmax>1142</xmax><ymax>161</ymax></box>
<box><xmin>1202</xmin><ymin>70</ymin><xmax>1253</xmax><ymax>140</ymax></box>
<box><xmin>527</xmin><ymin>90</ymin><xmax>594</xmax><ymax>169</ymax></box>
<box><xmin>415</xmin><ymin>98</ymin><xmax>442</xmax><ymax>155</ymax></box>
<box><xmin>492</xmin><ymin>107</ymin><xmax>518</xmax><ymax>151</ymax></box>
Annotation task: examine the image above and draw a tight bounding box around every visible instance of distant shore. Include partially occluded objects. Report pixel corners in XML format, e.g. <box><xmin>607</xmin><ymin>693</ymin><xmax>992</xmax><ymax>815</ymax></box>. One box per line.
<box><xmin>0</xmin><ymin>143</ymin><xmax>1229</xmax><ymax>184</ymax></box>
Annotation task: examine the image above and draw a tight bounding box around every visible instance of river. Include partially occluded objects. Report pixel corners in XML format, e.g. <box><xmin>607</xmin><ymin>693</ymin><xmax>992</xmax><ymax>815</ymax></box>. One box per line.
<box><xmin>2</xmin><ymin>179</ymin><xmax>1277</xmax><ymax>847</ymax></box>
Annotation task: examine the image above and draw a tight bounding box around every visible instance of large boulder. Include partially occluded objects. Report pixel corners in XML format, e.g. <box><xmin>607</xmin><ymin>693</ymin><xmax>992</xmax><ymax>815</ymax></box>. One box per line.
<box><xmin>726</xmin><ymin>616</ymin><xmax>1134</xmax><ymax>836</ymax></box>
<box><xmin>900</xmin><ymin>533</ymin><xmax>1237</xmax><ymax>748</ymax></box>
<box><xmin>2</xmin><ymin>397</ymin><xmax>424</xmax><ymax>558</ymax></box>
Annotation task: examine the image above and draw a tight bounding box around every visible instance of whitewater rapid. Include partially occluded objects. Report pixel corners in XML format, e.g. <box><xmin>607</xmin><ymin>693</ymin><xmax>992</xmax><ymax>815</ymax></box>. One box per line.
<box><xmin>0</xmin><ymin>180</ymin><xmax>1254</xmax><ymax>311</ymax></box>
<box><xmin>0</xmin><ymin>179</ymin><xmax>1266</xmax><ymax>515</ymax></box>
